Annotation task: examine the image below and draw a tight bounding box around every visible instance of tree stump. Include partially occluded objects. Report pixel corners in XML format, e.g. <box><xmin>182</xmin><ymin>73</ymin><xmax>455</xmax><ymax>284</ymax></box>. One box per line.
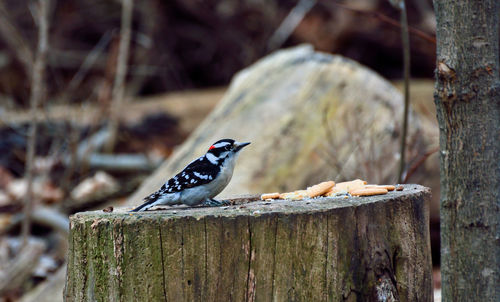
<box><xmin>64</xmin><ymin>185</ymin><xmax>433</xmax><ymax>302</ymax></box>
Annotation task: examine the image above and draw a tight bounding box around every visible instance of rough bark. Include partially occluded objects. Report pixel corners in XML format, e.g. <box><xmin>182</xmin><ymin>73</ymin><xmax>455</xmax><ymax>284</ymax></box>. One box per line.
<box><xmin>434</xmin><ymin>1</ymin><xmax>500</xmax><ymax>301</ymax></box>
<box><xmin>65</xmin><ymin>185</ymin><xmax>432</xmax><ymax>302</ymax></box>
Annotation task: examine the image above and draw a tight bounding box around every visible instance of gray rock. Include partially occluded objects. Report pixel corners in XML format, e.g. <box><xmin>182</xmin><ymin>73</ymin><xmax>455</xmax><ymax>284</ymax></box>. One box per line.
<box><xmin>127</xmin><ymin>45</ymin><xmax>421</xmax><ymax>205</ymax></box>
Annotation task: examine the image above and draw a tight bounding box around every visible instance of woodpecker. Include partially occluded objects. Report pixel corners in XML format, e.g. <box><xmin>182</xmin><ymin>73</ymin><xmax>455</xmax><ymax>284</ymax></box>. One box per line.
<box><xmin>130</xmin><ymin>139</ymin><xmax>250</xmax><ymax>212</ymax></box>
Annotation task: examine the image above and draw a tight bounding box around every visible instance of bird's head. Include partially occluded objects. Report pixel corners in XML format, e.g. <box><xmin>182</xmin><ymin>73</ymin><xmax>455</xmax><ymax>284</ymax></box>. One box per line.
<box><xmin>206</xmin><ymin>139</ymin><xmax>250</xmax><ymax>162</ymax></box>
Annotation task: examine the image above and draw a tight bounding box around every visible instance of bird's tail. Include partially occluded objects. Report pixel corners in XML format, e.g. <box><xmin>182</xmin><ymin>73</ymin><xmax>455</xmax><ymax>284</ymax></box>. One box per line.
<box><xmin>129</xmin><ymin>192</ymin><xmax>160</xmax><ymax>212</ymax></box>
<box><xmin>130</xmin><ymin>201</ymin><xmax>154</xmax><ymax>212</ymax></box>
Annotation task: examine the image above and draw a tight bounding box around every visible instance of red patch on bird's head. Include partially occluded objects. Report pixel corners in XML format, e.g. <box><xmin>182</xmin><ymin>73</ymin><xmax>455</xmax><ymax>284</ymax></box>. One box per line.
<box><xmin>209</xmin><ymin>145</ymin><xmax>215</xmax><ymax>150</ymax></box>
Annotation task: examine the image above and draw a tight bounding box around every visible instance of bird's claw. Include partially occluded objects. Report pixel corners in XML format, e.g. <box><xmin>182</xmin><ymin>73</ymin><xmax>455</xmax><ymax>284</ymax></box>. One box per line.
<box><xmin>203</xmin><ymin>199</ymin><xmax>230</xmax><ymax>207</ymax></box>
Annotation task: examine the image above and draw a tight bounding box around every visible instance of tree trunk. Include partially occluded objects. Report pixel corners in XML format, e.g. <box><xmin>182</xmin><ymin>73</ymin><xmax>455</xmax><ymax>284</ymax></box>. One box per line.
<box><xmin>434</xmin><ymin>1</ymin><xmax>500</xmax><ymax>301</ymax></box>
<box><xmin>64</xmin><ymin>185</ymin><xmax>432</xmax><ymax>302</ymax></box>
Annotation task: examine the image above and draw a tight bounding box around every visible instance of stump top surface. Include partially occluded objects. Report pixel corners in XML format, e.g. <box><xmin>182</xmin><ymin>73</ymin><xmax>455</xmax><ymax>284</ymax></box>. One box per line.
<box><xmin>72</xmin><ymin>185</ymin><xmax>429</xmax><ymax>221</ymax></box>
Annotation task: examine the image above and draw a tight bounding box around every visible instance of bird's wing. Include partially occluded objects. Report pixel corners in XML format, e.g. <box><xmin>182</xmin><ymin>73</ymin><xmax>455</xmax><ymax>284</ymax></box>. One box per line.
<box><xmin>159</xmin><ymin>156</ymin><xmax>220</xmax><ymax>193</ymax></box>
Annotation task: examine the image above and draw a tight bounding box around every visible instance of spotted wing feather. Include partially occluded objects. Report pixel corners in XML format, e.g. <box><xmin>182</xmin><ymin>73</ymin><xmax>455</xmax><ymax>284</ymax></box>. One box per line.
<box><xmin>160</xmin><ymin>156</ymin><xmax>220</xmax><ymax>193</ymax></box>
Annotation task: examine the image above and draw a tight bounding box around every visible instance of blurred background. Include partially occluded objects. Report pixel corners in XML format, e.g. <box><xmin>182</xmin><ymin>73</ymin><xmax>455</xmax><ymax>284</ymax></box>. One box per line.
<box><xmin>0</xmin><ymin>0</ymin><xmax>439</xmax><ymax>301</ymax></box>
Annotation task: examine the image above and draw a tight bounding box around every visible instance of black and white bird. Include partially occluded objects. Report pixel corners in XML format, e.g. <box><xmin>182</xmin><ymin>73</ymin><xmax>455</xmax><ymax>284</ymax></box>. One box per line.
<box><xmin>130</xmin><ymin>139</ymin><xmax>250</xmax><ymax>212</ymax></box>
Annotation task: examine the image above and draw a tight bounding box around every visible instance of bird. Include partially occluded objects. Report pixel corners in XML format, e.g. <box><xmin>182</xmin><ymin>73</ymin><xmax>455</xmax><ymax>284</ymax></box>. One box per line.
<box><xmin>130</xmin><ymin>139</ymin><xmax>250</xmax><ymax>212</ymax></box>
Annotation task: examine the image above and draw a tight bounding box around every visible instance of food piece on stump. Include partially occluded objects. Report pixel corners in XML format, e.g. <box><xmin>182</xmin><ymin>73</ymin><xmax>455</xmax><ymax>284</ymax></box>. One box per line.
<box><xmin>306</xmin><ymin>181</ymin><xmax>335</xmax><ymax>198</ymax></box>
<box><xmin>279</xmin><ymin>190</ymin><xmax>309</xmax><ymax>200</ymax></box>
<box><xmin>326</xmin><ymin>179</ymin><xmax>366</xmax><ymax>196</ymax></box>
<box><xmin>365</xmin><ymin>184</ymin><xmax>396</xmax><ymax>191</ymax></box>
<box><xmin>260</xmin><ymin>192</ymin><xmax>280</xmax><ymax>200</ymax></box>
<box><xmin>350</xmin><ymin>188</ymin><xmax>389</xmax><ymax>196</ymax></box>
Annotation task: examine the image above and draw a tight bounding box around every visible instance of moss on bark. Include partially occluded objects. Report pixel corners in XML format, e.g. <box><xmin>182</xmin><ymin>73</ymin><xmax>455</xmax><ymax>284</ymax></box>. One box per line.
<box><xmin>65</xmin><ymin>185</ymin><xmax>432</xmax><ymax>302</ymax></box>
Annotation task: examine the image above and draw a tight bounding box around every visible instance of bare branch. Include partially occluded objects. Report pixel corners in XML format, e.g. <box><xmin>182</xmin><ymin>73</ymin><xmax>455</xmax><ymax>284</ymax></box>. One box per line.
<box><xmin>15</xmin><ymin>206</ymin><xmax>69</xmax><ymax>235</ymax></box>
<box><xmin>327</xmin><ymin>1</ymin><xmax>435</xmax><ymax>45</ymax></box>
<box><xmin>105</xmin><ymin>0</ymin><xmax>134</xmax><ymax>152</ymax></box>
<box><xmin>395</xmin><ymin>0</ymin><xmax>411</xmax><ymax>183</ymax></box>
<box><xmin>403</xmin><ymin>147</ymin><xmax>439</xmax><ymax>183</ymax></box>
<box><xmin>0</xmin><ymin>2</ymin><xmax>34</xmax><ymax>73</ymax></box>
<box><xmin>17</xmin><ymin>263</ymin><xmax>66</xmax><ymax>302</ymax></box>
<box><xmin>0</xmin><ymin>239</ymin><xmax>45</xmax><ymax>294</ymax></box>
<box><xmin>267</xmin><ymin>0</ymin><xmax>316</xmax><ymax>51</ymax></box>
<box><xmin>21</xmin><ymin>0</ymin><xmax>50</xmax><ymax>249</ymax></box>
<box><xmin>67</xmin><ymin>30</ymin><xmax>115</xmax><ymax>92</ymax></box>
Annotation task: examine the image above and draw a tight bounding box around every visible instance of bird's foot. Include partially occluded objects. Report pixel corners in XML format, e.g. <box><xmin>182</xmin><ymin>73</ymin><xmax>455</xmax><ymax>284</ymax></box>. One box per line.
<box><xmin>202</xmin><ymin>199</ymin><xmax>230</xmax><ymax>207</ymax></box>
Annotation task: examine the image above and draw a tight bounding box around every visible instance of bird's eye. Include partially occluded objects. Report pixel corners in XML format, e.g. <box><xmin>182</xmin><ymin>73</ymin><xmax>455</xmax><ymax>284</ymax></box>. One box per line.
<box><xmin>225</xmin><ymin>145</ymin><xmax>232</xmax><ymax>151</ymax></box>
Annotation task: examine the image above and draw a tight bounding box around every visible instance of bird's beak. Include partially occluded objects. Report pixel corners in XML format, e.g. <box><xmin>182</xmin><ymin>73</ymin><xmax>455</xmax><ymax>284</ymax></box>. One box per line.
<box><xmin>234</xmin><ymin>141</ymin><xmax>250</xmax><ymax>152</ymax></box>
